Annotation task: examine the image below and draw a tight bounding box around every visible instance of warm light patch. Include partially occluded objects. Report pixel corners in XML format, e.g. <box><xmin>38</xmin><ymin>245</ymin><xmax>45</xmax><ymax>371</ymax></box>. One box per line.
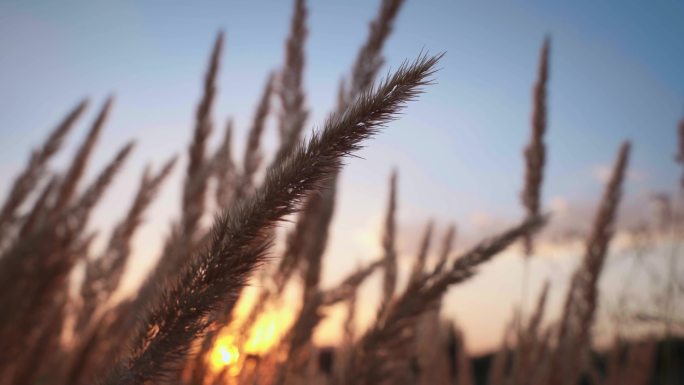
<box><xmin>244</xmin><ymin>309</ymin><xmax>293</xmax><ymax>355</ymax></box>
<box><xmin>210</xmin><ymin>334</ymin><xmax>240</xmax><ymax>371</ymax></box>
<box><xmin>207</xmin><ymin>300</ymin><xmax>297</xmax><ymax>376</ymax></box>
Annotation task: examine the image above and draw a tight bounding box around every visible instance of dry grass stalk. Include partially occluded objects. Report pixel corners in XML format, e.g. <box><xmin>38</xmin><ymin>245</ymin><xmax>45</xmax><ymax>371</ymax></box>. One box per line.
<box><xmin>239</xmin><ymin>73</ymin><xmax>276</xmax><ymax>198</ymax></box>
<box><xmin>521</xmin><ymin>37</ymin><xmax>550</xmax><ymax>256</ymax></box>
<box><xmin>208</xmin><ymin>0</ymin><xmax>308</xmax><ymax>347</ymax></box>
<box><xmin>0</xmin><ymin>140</ymin><xmax>133</xmax><ymax>305</ymax></box>
<box><xmin>182</xmin><ymin>31</ymin><xmax>223</xmax><ymax>238</ymax></box>
<box><xmin>70</xmin><ymin>141</ymin><xmax>135</xmax><ymax>229</ymax></box>
<box><xmin>526</xmin><ymin>281</ymin><xmax>550</xmax><ymax>342</ymax></box>
<box><xmin>273</xmin><ymin>215</ymin><xmax>310</xmax><ymax>293</ymax></box>
<box><xmin>290</xmin><ymin>0</ymin><xmax>407</xmax><ymax>304</ymax></box>
<box><xmin>31</xmin><ymin>234</ymin><xmax>94</xmax><ymax>383</ymax></box>
<box><xmin>64</xmin><ymin>299</ymin><xmax>136</xmax><ymax>385</ymax></box>
<box><xmin>9</xmin><ymin>295</ymin><xmax>69</xmax><ymax>385</ymax></box>
<box><xmin>259</xmin><ymin>258</ymin><xmax>380</xmax><ymax>382</ymax></box>
<box><xmin>549</xmin><ymin>141</ymin><xmax>631</xmax><ymax>385</ymax></box>
<box><xmin>214</xmin><ymin>119</ymin><xmax>237</xmax><ymax>209</ymax></box>
<box><xmin>334</xmin><ymin>286</ymin><xmax>358</xmax><ymax>385</ymax></box>
<box><xmin>135</xmin><ymin>32</ymin><xmax>224</xmax><ymax>324</ymax></box>
<box><xmin>100</xmin><ymin>54</ymin><xmax>440</xmax><ymax>385</ymax></box>
<box><xmin>528</xmin><ymin>326</ymin><xmax>555</xmax><ymax>385</ymax></box>
<box><xmin>434</xmin><ymin>224</ymin><xmax>456</xmax><ymax>274</ymax></box>
<box><xmin>271</xmin><ymin>184</ymin><xmax>339</xmax><ymax>384</ymax></box>
<box><xmin>350</xmin><ymin>215</ymin><xmax>545</xmax><ymax>385</ymax></box>
<box><xmin>510</xmin><ymin>281</ymin><xmax>550</xmax><ymax>385</ymax></box>
<box><xmin>321</xmin><ymin>260</ymin><xmax>383</xmax><ymax>306</ymax></box>
<box><xmin>343</xmin><ymin>0</ymin><xmax>405</xmax><ymax>105</ymax></box>
<box><xmin>0</xmin><ymin>140</ymin><xmax>132</xmax><ymax>373</ymax></box>
<box><xmin>236</xmin><ymin>230</ymin><xmax>303</xmax><ymax>342</ymax></box>
<box><xmin>274</xmin><ymin>258</ymin><xmax>381</xmax><ymax>385</ymax></box>
<box><xmin>0</xmin><ymin>99</ymin><xmax>87</xmax><ymax>246</ymax></box>
<box><xmin>18</xmin><ymin>174</ymin><xmax>60</xmax><ymax>238</ymax></box>
<box><xmin>413</xmin><ymin>309</ymin><xmax>451</xmax><ymax>385</ymax></box>
<box><xmin>378</xmin><ymin>170</ymin><xmax>398</xmax><ymax>321</ymax></box>
<box><xmin>301</xmin><ymin>182</ymin><xmax>337</xmax><ymax>299</ymax></box>
<box><xmin>344</xmin><ymin>287</ymin><xmax>358</xmax><ymax>346</ymax></box>
<box><xmin>274</xmin><ymin>0</ymin><xmax>309</xmax><ymax>163</ymax></box>
<box><xmin>255</xmin><ymin>4</ymin><xmax>408</xmax><ymax>377</ymax></box>
<box><xmin>266</xmin><ymin>5</ymin><xmax>408</xmax><ymax>376</ymax></box>
<box><xmin>79</xmin><ymin>155</ymin><xmax>176</xmax><ymax>329</ymax></box>
<box><xmin>410</xmin><ymin>220</ymin><xmax>434</xmax><ymax>284</ymax></box>
<box><xmin>53</xmin><ymin>97</ymin><xmax>113</xmax><ymax>213</ymax></box>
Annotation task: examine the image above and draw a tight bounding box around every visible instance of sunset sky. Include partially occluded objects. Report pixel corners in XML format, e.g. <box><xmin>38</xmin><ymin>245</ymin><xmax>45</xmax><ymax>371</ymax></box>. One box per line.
<box><xmin>1</xmin><ymin>0</ymin><xmax>683</xmax><ymax>353</ymax></box>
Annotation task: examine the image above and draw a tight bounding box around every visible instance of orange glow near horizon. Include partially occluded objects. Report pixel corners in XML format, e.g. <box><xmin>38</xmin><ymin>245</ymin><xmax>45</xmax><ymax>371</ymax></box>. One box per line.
<box><xmin>210</xmin><ymin>334</ymin><xmax>240</xmax><ymax>372</ymax></box>
<box><xmin>243</xmin><ymin>311</ymin><xmax>287</xmax><ymax>355</ymax></box>
<box><xmin>208</xmin><ymin>299</ymin><xmax>297</xmax><ymax>375</ymax></box>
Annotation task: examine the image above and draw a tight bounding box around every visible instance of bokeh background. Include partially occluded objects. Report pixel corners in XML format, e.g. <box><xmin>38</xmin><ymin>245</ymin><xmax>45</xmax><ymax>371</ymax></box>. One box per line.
<box><xmin>1</xmin><ymin>0</ymin><xmax>683</xmax><ymax>354</ymax></box>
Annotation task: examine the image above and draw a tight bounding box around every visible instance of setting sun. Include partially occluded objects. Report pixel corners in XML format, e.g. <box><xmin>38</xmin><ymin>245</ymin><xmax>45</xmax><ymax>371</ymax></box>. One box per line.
<box><xmin>210</xmin><ymin>334</ymin><xmax>240</xmax><ymax>371</ymax></box>
<box><xmin>207</xmin><ymin>308</ymin><xmax>294</xmax><ymax>376</ymax></box>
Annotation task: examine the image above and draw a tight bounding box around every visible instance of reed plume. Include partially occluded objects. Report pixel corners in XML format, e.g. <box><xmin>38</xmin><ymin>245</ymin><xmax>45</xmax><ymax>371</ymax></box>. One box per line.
<box><xmin>510</xmin><ymin>281</ymin><xmax>550</xmax><ymax>385</ymax></box>
<box><xmin>300</xmin><ymin>181</ymin><xmax>336</xmax><ymax>299</ymax></box>
<box><xmin>345</xmin><ymin>280</ymin><xmax>359</xmax><ymax>346</ymax></box>
<box><xmin>549</xmin><ymin>141</ymin><xmax>631</xmax><ymax>385</ymax></box>
<box><xmin>70</xmin><ymin>142</ymin><xmax>135</xmax><ymax>229</ymax></box>
<box><xmin>270</xmin><ymin>0</ymin><xmax>406</xmax><ymax>347</ymax></box>
<box><xmin>256</xmin><ymin>3</ymin><xmax>408</xmax><ymax>377</ymax></box>
<box><xmin>521</xmin><ymin>37</ymin><xmax>550</xmax><ymax>255</ymax></box>
<box><xmin>343</xmin><ymin>0</ymin><xmax>405</xmax><ymax>105</ymax></box>
<box><xmin>136</xmin><ymin>32</ymin><xmax>223</xmax><ymax>320</ymax></box>
<box><xmin>275</xmin><ymin>258</ymin><xmax>382</xmax><ymax>385</ymax></box>
<box><xmin>378</xmin><ymin>170</ymin><xmax>398</xmax><ymax>320</ymax></box>
<box><xmin>0</xmin><ymin>140</ymin><xmax>133</xmax><ymax>373</ymax></box>
<box><xmin>9</xmin><ymin>295</ymin><xmax>69</xmax><ymax>385</ymax></box>
<box><xmin>239</xmin><ymin>73</ymin><xmax>275</xmax><ymax>198</ymax></box>
<box><xmin>53</xmin><ymin>97</ymin><xmax>113</xmax><ymax>213</ymax></box>
<box><xmin>274</xmin><ymin>0</ymin><xmax>309</xmax><ymax>163</ymax></box>
<box><xmin>292</xmin><ymin>0</ymin><xmax>406</xmax><ymax>298</ymax></box>
<box><xmin>208</xmin><ymin>2</ymin><xmax>307</xmax><ymax>357</ymax></box>
<box><xmin>0</xmin><ymin>99</ymin><xmax>87</xmax><ymax>247</ymax></box>
<box><xmin>270</xmin><ymin>175</ymin><xmax>338</xmax><ymax>385</ymax></box>
<box><xmin>350</xmin><ymin>215</ymin><xmax>545</xmax><ymax>385</ymax></box>
<box><xmin>235</xmin><ymin>223</ymin><xmax>308</xmax><ymax>344</ymax></box>
<box><xmin>80</xmin><ymin>155</ymin><xmax>176</xmax><ymax>329</ymax></box>
<box><xmin>182</xmin><ymin>31</ymin><xmax>222</xmax><ymax>237</ymax></box>
<box><xmin>214</xmin><ymin>120</ymin><xmax>236</xmax><ymax>208</ymax></box>
<box><xmin>321</xmin><ymin>260</ymin><xmax>383</xmax><ymax>306</ymax></box>
<box><xmin>0</xmin><ymin>140</ymin><xmax>134</xmax><ymax>312</ymax></box>
<box><xmin>410</xmin><ymin>220</ymin><xmax>434</xmax><ymax>284</ymax></box>
<box><xmin>100</xmin><ymin>53</ymin><xmax>441</xmax><ymax>385</ymax></box>
<box><xmin>336</xmin><ymin>282</ymin><xmax>359</xmax><ymax>384</ymax></box>
<box><xmin>18</xmin><ymin>174</ymin><xmax>60</xmax><ymax>238</ymax></box>
<box><xmin>434</xmin><ymin>224</ymin><xmax>456</xmax><ymax>274</ymax></box>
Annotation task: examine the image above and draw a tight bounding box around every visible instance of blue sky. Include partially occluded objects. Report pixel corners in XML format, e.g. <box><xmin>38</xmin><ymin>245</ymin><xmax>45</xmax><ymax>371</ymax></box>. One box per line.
<box><xmin>0</xmin><ymin>0</ymin><xmax>682</xmax><ymax>352</ymax></box>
